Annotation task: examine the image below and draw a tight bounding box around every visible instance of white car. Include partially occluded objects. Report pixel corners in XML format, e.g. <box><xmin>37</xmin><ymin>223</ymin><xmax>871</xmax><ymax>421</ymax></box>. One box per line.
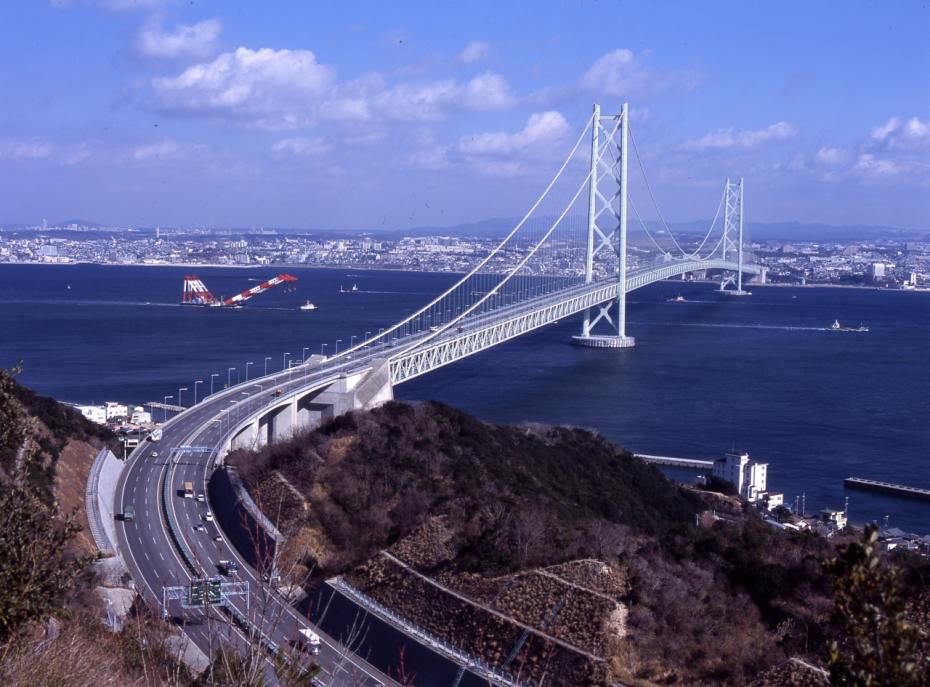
<box><xmin>151</xmin><ymin>451</ymin><xmax>158</xmax><ymax>457</ymax></box>
<box><xmin>196</xmin><ymin>494</ymin><xmax>205</xmax><ymax>503</ymax></box>
<box><xmin>193</xmin><ymin>525</ymin><xmax>205</xmax><ymax>532</ymax></box>
<box><xmin>204</xmin><ymin>511</ymin><xmax>214</xmax><ymax>522</ymax></box>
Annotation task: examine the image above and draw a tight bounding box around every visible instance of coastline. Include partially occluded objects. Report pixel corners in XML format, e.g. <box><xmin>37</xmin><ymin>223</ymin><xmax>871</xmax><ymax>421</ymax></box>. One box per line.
<box><xmin>3</xmin><ymin>261</ymin><xmax>929</xmax><ymax>293</ymax></box>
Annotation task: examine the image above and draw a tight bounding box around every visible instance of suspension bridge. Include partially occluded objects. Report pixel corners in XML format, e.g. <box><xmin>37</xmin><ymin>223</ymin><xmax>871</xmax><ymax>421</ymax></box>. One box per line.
<box><xmin>208</xmin><ymin>101</ymin><xmax>764</xmax><ymax>448</ymax></box>
<box><xmin>115</xmin><ymin>103</ymin><xmax>765</xmax><ymax>683</ymax></box>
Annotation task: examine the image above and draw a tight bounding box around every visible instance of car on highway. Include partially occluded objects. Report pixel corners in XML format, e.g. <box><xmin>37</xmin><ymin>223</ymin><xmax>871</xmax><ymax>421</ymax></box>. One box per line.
<box><xmin>213</xmin><ymin>535</ymin><xmax>223</xmax><ymax>542</ymax></box>
<box><xmin>193</xmin><ymin>524</ymin><xmax>205</xmax><ymax>532</ymax></box>
<box><xmin>151</xmin><ymin>451</ymin><xmax>158</xmax><ymax>457</ymax></box>
<box><xmin>204</xmin><ymin>511</ymin><xmax>214</xmax><ymax>522</ymax></box>
<box><xmin>196</xmin><ymin>494</ymin><xmax>205</xmax><ymax>502</ymax></box>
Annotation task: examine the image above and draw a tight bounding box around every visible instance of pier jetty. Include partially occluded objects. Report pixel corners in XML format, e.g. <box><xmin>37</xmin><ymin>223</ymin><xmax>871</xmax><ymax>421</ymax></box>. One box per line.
<box><xmin>844</xmin><ymin>477</ymin><xmax>930</xmax><ymax>502</ymax></box>
<box><xmin>635</xmin><ymin>454</ymin><xmax>714</xmax><ymax>469</ymax></box>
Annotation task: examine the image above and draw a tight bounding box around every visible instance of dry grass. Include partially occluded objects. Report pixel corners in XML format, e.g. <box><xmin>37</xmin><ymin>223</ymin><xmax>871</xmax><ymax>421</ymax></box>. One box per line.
<box><xmin>0</xmin><ymin>615</ymin><xmax>189</xmax><ymax>687</ymax></box>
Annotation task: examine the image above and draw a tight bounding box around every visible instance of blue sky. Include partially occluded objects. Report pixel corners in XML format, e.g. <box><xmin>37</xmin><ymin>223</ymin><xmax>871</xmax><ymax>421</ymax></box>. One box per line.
<box><xmin>1</xmin><ymin>0</ymin><xmax>928</xmax><ymax>231</ymax></box>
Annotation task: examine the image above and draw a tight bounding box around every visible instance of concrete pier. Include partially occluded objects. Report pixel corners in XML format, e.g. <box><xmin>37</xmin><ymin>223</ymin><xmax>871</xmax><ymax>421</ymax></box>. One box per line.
<box><xmin>844</xmin><ymin>477</ymin><xmax>930</xmax><ymax>502</ymax></box>
<box><xmin>635</xmin><ymin>453</ymin><xmax>714</xmax><ymax>469</ymax></box>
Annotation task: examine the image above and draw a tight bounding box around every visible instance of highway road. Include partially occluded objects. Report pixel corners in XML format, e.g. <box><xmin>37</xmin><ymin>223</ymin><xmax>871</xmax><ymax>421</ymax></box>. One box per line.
<box><xmin>112</xmin><ymin>270</ymin><xmax>716</xmax><ymax>684</ymax></box>
<box><xmin>115</xmin><ymin>347</ymin><xmax>398</xmax><ymax>686</ymax></box>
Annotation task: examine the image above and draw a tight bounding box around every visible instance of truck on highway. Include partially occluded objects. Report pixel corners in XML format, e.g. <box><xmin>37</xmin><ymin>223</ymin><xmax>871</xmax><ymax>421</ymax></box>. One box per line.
<box><xmin>297</xmin><ymin>628</ymin><xmax>321</xmax><ymax>655</ymax></box>
<box><xmin>182</xmin><ymin>481</ymin><xmax>194</xmax><ymax>498</ymax></box>
<box><xmin>218</xmin><ymin>559</ymin><xmax>238</xmax><ymax>576</ymax></box>
<box><xmin>149</xmin><ymin>428</ymin><xmax>163</xmax><ymax>441</ymax></box>
<box><xmin>122</xmin><ymin>504</ymin><xmax>135</xmax><ymax>522</ymax></box>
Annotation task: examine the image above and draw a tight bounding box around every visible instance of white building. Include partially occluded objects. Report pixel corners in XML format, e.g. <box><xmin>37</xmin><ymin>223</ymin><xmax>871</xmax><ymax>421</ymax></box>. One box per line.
<box><xmin>130</xmin><ymin>406</ymin><xmax>152</xmax><ymax>424</ymax></box>
<box><xmin>870</xmin><ymin>262</ymin><xmax>886</xmax><ymax>280</ymax></box>
<box><xmin>75</xmin><ymin>405</ymin><xmax>107</xmax><ymax>424</ymax></box>
<box><xmin>104</xmin><ymin>401</ymin><xmax>128</xmax><ymax>420</ymax></box>
<box><xmin>712</xmin><ymin>451</ymin><xmax>768</xmax><ymax>502</ymax></box>
<box><xmin>762</xmin><ymin>492</ymin><xmax>784</xmax><ymax>511</ymax></box>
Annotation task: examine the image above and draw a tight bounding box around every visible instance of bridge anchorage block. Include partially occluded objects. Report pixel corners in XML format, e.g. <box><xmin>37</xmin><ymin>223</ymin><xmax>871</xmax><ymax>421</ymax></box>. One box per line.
<box><xmin>570</xmin><ymin>334</ymin><xmax>636</xmax><ymax>349</ymax></box>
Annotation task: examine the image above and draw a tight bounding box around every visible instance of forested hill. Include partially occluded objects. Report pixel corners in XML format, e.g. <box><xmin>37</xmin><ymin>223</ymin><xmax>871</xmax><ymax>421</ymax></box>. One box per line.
<box><xmin>231</xmin><ymin>400</ymin><xmax>930</xmax><ymax>686</ymax></box>
<box><xmin>230</xmin><ymin>400</ymin><xmax>701</xmax><ymax>575</ymax></box>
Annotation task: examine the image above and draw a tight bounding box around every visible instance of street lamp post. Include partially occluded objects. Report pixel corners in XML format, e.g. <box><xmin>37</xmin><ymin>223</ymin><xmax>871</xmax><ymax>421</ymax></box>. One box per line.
<box><xmin>245</xmin><ymin>361</ymin><xmax>254</xmax><ymax>381</ymax></box>
<box><xmin>302</xmin><ymin>347</ymin><xmax>309</xmax><ymax>362</ymax></box>
<box><xmin>227</xmin><ymin>367</ymin><xmax>235</xmax><ymax>389</ymax></box>
<box><xmin>364</xmin><ymin>331</ymin><xmax>371</xmax><ymax>350</ymax></box>
<box><xmin>283</xmin><ymin>352</ymin><xmax>291</xmax><ymax>370</ymax></box>
<box><xmin>194</xmin><ymin>380</ymin><xmax>203</xmax><ymax>404</ymax></box>
<box><xmin>210</xmin><ymin>373</ymin><xmax>219</xmax><ymax>396</ymax></box>
<box><xmin>335</xmin><ymin>339</ymin><xmax>342</xmax><ymax>355</ymax></box>
<box><xmin>264</xmin><ymin>356</ymin><xmax>272</xmax><ymax>376</ymax></box>
<box><xmin>350</xmin><ymin>335</ymin><xmax>356</xmax><ymax>350</ymax></box>
<box><xmin>320</xmin><ymin>343</ymin><xmax>328</xmax><ymax>356</ymax></box>
<box><xmin>178</xmin><ymin>387</ymin><xmax>188</xmax><ymax>408</ymax></box>
<box><xmin>163</xmin><ymin>395</ymin><xmax>173</xmax><ymax>422</ymax></box>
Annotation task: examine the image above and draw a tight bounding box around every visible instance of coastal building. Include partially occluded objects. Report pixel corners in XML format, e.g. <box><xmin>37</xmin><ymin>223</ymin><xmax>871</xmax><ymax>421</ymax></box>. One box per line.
<box><xmin>130</xmin><ymin>407</ymin><xmax>152</xmax><ymax>424</ymax></box>
<box><xmin>104</xmin><ymin>401</ymin><xmax>128</xmax><ymax>420</ymax></box>
<box><xmin>75</xmin><ymin>404</ymin><xmax>107</xmax><ymax>424</ymax></box>
<box><xmin>820</xmin><ymin>509</ymin><xmax>848</xmax><ymax>529</ymax></box>
<box><xmin>761</xmin><ymin>492</ymin><xmax>784</xmax><ymax>511</ymax></box>
<box><xmin>712</xmin><ymin>451</ymin><xmax>768</xmax><ymax>502</ymax></box>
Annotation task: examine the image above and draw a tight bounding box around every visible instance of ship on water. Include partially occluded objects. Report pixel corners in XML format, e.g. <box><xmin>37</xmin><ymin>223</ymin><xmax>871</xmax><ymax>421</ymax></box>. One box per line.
<box><xmin>299</xmin><ymin>300</ymin><xmax>317</xmax><ymax>311</ymax></box>
<box><xmin>830</xmin><ymin>319</ymin><xmax>869</xmax><ymax>333</ymax></box>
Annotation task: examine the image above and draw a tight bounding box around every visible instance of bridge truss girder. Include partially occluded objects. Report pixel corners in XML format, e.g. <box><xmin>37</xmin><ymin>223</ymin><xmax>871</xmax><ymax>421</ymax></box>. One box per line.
<box><xmin>391</xmin><ymin>258</ymin><xmax>761</xmax><ymax>384</ymax></box>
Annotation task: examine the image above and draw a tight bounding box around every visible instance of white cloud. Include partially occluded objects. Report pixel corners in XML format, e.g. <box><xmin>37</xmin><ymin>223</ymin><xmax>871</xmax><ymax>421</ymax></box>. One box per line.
<box><xmin>131</xmin><ymin>139</ymin><xmax>204</xmax><ymax>162</ymax></box>
<box><xmin>814</xmin><ymin>146</ymin><xmax>849</xmax><ymax>167</ymax></box>
<box><xmin>61</xmin><ymin>142</ymin><xmax>93</xmax><ymax>165</ymax></box>
<box><xmin>458</xmin><ymin>111</ymin><xmax>571</xmax><ymax>157</ymax></box>
<box><xmin>136</xmin><ymin>18</ymin><xmax>222</xmax><ymax>60</ymax></box>
<box><xmin>853</xmin><ymin>153</ymin><xmax>909</xmax><ymax>178</ymax></box>
<box><xmin>682</xmin><ymin>122</ymin><xmax>798</xmax><ymax>152</ymax></box>
<box><xmin>0</xmin><ymin>138</ymin><xmax>54</xmax><ymax>159</ymax></box>
<box><xmin>152</xmin><ymin>47</ymin><xmax>336</xmax><ymax>128</ymax></box>
<box><xmin>580</xmin><ymin>48</ymin><xmax>702</xmax><ymax>97</ymax></box>
<box><xmin>870</xmin><ymin>117</ymin><xmax>900</xmax><ymax>143</ymax></box>
<box><xmin>368</xmin><ymin>71</ymin><xmax>514</xmax><ymax>121</ymax></box>
<box><xmin>458</xmin><ymin>41</ymin><xmax>489</xmax><ymax>64</ymax></box>
<box><xmin>151</xmin><ymin>47</ymin><xmax>513</xmax><ymax>128</ymax></box>
<box><xmin>869</xmin><ymin>116</ymin><xmax>930</xmax><ymax>149</ymax></box>
<box><xmin>271</xmin><ymin>137</ymin><xmax>332</xmax><ymax>158</ymax></box>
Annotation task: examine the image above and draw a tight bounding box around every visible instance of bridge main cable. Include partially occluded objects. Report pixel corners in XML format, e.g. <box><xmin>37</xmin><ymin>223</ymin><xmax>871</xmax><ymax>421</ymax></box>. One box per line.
<box><xmin>333</xmin><ymin>111</ymin><xmax>596</xmax><ymax>362</ymax></box>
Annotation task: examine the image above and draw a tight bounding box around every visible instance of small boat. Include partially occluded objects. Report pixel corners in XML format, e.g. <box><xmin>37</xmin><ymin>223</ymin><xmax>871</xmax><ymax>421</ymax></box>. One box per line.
<box><xmin>299</xmin><ymin>300</ymin><xmax>316</xmax><ymax>311</ymax></box>
<box><xmin>830</xmin><ymin>319</ymin><xmax>869</xmax><ymax>333</ymax></box>
<box><xmin>667</xmin><ymin>294</ymin><xmax>687</xmax><ymax>303</ymax></box>
<box><xmin>351</xmin><ymin>283</ymin><xmax>358</xmax><ymax>292</ymax></box>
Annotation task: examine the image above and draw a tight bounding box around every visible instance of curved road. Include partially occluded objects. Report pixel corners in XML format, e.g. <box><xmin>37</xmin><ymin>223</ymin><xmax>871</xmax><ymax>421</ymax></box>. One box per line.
<box><xmin>114</xmin><ymin>265</ymin><xmax>758</xmax><ymax>684</ymax></box>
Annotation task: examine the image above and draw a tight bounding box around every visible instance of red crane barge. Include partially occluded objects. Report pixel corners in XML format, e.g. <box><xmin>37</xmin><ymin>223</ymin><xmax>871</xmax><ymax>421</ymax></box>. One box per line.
<box><xmin>181</xmin><ymin>274</ymin><xmax>298</xmax><ymax>307</ymax></box>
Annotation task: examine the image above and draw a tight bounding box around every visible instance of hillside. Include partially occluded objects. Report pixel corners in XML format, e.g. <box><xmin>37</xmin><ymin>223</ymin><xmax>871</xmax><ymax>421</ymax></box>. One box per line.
<box><xmin>0</xmin><ymin>369</ymin><xmax>196</xmax><ymax>686</ymax></box>
<box><xmin>228</xmin><ymin>400</ymin><xmax>930</xmax><ymax>686</ymax></box>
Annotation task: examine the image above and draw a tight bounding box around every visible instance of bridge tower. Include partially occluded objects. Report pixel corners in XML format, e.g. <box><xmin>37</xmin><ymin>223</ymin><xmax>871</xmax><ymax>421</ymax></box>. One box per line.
<box><xmin>719</xmin><ymin>178</ymin><xmax>750</xmax><ymax>295</ymax></box>
<box><xmin>572</xmin><ymin>102</ymin><xmax>635</xmax><ymax>349</ymax></box>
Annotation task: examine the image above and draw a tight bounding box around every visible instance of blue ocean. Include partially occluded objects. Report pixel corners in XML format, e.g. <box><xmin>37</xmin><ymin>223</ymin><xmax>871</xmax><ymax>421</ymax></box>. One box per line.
<box><xmin>2</xmin><ymin>263</ymin><xmax>928</xmax><ymax>532</ymax></box>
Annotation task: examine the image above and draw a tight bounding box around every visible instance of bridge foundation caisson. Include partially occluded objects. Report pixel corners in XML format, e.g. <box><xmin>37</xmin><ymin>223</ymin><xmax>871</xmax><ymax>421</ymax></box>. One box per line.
<box><xmin>572</xmin><ymin>101</ymin><xmax>636</xmax><ymax>349</ymax></box>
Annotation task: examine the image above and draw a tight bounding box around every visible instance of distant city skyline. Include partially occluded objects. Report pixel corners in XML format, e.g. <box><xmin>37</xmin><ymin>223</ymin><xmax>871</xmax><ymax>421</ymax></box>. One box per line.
<box><xmin>1</xmin><ymin>1</ymin><xmax>928</xmax><ymax>231</ymax></box>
